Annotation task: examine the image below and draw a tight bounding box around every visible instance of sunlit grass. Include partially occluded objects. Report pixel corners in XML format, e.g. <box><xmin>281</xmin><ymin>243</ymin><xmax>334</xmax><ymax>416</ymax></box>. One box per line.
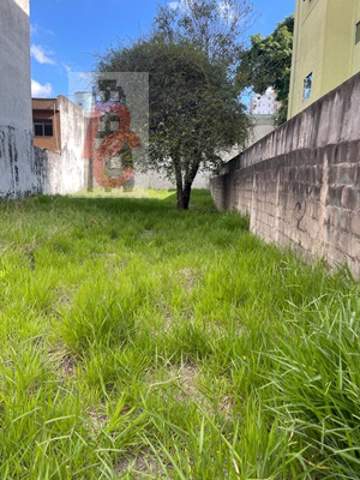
<box><xmin>0</xmin><ymin>189</ymin><xmax>359</xmax><ymax>478</ymax></box>
<box><xmin>73</xmin><ymin>188</ymin><xmax>175</xmax><ymax>200</ymax></box>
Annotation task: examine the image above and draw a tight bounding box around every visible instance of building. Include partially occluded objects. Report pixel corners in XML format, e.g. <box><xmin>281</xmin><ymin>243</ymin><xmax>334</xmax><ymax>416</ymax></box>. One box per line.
<box><xmin>288</xmin><ymin>0</ymin><xmax>360</xmax><ymax>118</ymax></box>
<box><xmin>248</xmin><ymin>114</ymin><xmax>275</xmax><ymax>146</ymax></box>
<box><xmin>73</xmin><ymin>91</ymin><xmax>95</xmax><ymax>114</ymax></box>
<box><xmin>0</xmin><ymin>0</ymin><xmax>40</xmax><ymax>197</ymax></box>
<box><xmin>249</xmin><ymin>88</ymin><xmax>279</xmax><ymax>116</ymax></box>
<box><xmin>33</xmin><ymin>98</ymin><xmax>61</xmax><ymax>152</ymax></box>
<box><xmin>32</xmin><ymin>96</ymin><xmax>87</xmax><ymax>194</ymax></box>
<box><xmin>245</xmin><ymin>89</ymin><xmax>278</xmax><ymax>148</ymax></box>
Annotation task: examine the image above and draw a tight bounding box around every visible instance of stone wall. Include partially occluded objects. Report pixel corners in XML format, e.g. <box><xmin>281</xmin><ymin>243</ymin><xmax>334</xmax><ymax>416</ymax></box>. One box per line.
<box><xmin>0</xmin><ymin>0</ymin><xmax>38</xmax><ymax>198</ymax></box>
<box><xmin>210</xmin><ymin>73</ymin><xmax>360</xmax><ymax>277</ymax></box>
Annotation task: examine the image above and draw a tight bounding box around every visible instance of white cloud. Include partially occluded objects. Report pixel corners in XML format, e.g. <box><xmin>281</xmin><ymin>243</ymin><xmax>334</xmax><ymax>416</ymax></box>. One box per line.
<box><xmin>168</xmin><ymin>1</ymin><xmax>180</xmax><ymax>9</ymax></box>
<box><xmin>31</xmin><ymin>44</ymin><xmax>55</xmax><ymax>65</ymax></box>
<box><xmin>31</xmin><ymin>79</ymin><xmax>53</xmax><ymax>98</ymax></box>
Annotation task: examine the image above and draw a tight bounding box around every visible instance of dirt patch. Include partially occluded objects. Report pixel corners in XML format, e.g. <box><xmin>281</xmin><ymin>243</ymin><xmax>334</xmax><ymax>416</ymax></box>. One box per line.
<box><xmin>116</xmin><ymin>449</ymin><xmax>166</xmax><ymax>478</ymax></box>
<box><xmin>54</xmin><ymin>287</ymin><xmax>73</xmax><ymax>308</ymax></box>
<box><xmin>176</xmin><ymin>364</ymin><xmax>199</xmax><ymax>399</ymax></box>
<box><xmin>218</xmin><ymin>395</ymin><xmax>234</xmax><ymax>418</ymax></box>
<box><xmin>147</xmin><ymin>363</ymin><xmax>208</xmax><ymax>409</ymax></box>
<box><xmin>178</xmin><ymin>267</ymin><xmax>199</xmax><ymax>293</ymax></box>
<box><xmin>88</xmin><ymin>407</ymin><xmax>108</xmax><ymax>433</ymax></box>
<box><xmin>49</xmin><ymin>344</ymin><xmax>76</xmax><ymax>379</ymax></box>
<box><xmin>158</xmin><ymin>301</ymin><xmax>174</xmax><ymax>332</ymax></box>
<box><xmin>60</xmin><ymin>354</ymin><xmax>76</xmax><ymax>377</ymax></box>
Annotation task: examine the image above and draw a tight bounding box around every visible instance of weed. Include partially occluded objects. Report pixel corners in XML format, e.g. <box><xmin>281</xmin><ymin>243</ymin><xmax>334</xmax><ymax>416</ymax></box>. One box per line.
<box><xmin>0</xmin><ymin>189</ymin><xmax>359</xmax><ymax>478</ymax></box>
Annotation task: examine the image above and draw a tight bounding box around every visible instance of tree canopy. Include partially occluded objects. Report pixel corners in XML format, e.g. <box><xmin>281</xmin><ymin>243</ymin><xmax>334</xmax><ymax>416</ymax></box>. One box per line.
<box><xmin>98</xmin><ymin>38</ymin><xmax>249</xmax><ymax>209</ymax></box>
<box><xmin>237</xmin><ymin>16</ymin><xmax>294</xmax><ymax>124</ymax></box>
<box><xmin>155</xmin><ymin>0</ymin><xmax>253</xmax><ymax>67</ymax></box>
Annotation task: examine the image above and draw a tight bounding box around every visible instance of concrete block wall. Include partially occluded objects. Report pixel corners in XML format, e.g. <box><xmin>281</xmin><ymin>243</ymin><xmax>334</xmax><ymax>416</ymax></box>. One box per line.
<box><xmin>211</xmin><ymin>73</ymin><xmax>360</xmax><ymax>277</ymax></box>
<box><xmin>221</xmin><ymin>73</ymin><xmax>360</xmax><ymax>173</ymax></box>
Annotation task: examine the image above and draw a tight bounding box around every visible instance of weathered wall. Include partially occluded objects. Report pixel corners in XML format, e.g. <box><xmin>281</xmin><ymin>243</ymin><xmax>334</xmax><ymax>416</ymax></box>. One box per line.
<box><xmin>0</xmin><ymin>128</ymin><xmax>43</xmax><ymax>198</ymax></box>
<box><xmin>223</xmin><ymin>72</ymin><xmax>360</xmax><ymax>173</ymax></box>
<box><xmin>33</xmin><ymin>97</ymin><xmax>87</xmax><ymax>195</ymax></box>
<box><xmin>55</xmin><ymin>96</ymin><xmax>86</xmax><ymax>194</ymax></box>
<box><xmin>211</xmin><ymin>73</ymin><xmax>360</xmax><ymax>277</ymax></box>
<box><xmin>248</xmin><ymin>114</ymin><xmax>275</xmax><ymax>147</ymax></box>
<box><xmin>0</xmin><ymin>0</ymin><xmax>39</xmax><ymax>198</ymax></box>
<box><xmin>134</xmin><ymin>169</ymin><xmax>210</xmax><ymax>190</ymax></box>
<box><xmin>131</xmin><ymin>114</ymin><xmax>274</xmax><ymax>190</ymax></box>
<box><xmin>0</xmin><ymin>0</ymin><xmax>31</xmax><ymax>131</ymax></box>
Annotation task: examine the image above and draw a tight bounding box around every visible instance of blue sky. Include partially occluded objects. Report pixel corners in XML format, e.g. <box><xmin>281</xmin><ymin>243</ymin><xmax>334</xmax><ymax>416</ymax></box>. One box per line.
<box><xmin>30</xmin><ymin>0</ymin><xmax>295</xmax><ymax>98</ymax></box>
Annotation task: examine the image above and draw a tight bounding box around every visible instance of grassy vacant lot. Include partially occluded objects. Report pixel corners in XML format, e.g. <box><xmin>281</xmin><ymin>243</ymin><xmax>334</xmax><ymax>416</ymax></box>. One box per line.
<box><xmin>0</xmin><ymin>189</ymin><xmax>360</xmax><ymax>479</ymax></box>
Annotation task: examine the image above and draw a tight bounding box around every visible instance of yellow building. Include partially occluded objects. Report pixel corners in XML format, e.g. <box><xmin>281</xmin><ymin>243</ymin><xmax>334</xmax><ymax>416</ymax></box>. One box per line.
<box><xmin>288</xmin><ymin>0</ymin><xmax>360</xmax><ymax>118</ymax></box>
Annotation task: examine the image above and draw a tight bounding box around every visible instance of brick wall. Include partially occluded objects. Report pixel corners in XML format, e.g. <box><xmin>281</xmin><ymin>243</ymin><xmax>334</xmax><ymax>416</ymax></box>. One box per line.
<box><xmin>211</xmin><ymin>73</ymin><xmax>360</xmax><ymax>277</ymax></box>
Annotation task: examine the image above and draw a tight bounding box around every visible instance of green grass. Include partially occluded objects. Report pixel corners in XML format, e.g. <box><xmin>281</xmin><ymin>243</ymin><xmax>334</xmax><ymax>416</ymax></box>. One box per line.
<box><xmin>0</xmin><ymin>189</ymin><xmax>360</xmax><ymax>479</ymax></box>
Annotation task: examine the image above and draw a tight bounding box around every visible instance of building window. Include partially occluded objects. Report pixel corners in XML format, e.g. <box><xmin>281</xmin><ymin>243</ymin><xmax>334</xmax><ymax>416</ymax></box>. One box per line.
<box><xmin>34</xmin><ymin>119</ymin><xmax>53</xmax><ymax>137</ymax></box>
<box><xmin>303</xmin><ymin>73</ymin><xmax>313</xmax><ymax>101</ymax></box>
<box><xmin>356</xmin><ymin>22</ymin><xmax>360</xmax><ymax>45</ymax></box>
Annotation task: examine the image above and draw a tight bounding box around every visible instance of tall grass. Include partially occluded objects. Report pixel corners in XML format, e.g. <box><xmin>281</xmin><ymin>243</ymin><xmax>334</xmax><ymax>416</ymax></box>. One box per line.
<box><xmin>0</xmin><ymin>189</ymin><xmax>359</xmax><ymax>478</ymax></box>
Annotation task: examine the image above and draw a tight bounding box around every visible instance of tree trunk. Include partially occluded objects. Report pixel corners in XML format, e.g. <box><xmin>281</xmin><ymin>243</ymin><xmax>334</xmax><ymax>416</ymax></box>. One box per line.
<box><xmin>178</xmin><ymin>182</ymin><xmax>192</xmax><ymax>210</ymax></box>
<box><xmin>173</xmin><ymin>154</ymin><xmax>185</xmax><ymax>209</ymax></box>
<box><xmin>87</xmin><ymin>157</ymin><xmax>94</xmax><ymax>192</ymax></box>
<box><xmin>175</xmin><ymin>173</ymin><xmax>186</xmax><ymax>209</ymax></box>
<box><xmin>175</xmin><ymin>160</ymin><xmax>199</xmax><ymax>210</ymax></box>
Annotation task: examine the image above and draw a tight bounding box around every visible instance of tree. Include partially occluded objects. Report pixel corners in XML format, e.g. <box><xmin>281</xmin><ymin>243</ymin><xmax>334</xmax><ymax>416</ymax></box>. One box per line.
<box><xmin>155</xmin><ymin>0</ymin><xmax>253</xmax><ymax>67</ymax></box>
<box><xmin>237</xmin><ymin>16</ymin><xmax>294</xmax><ymax>124</ymax></box>
<box><xmin>98</xmin><ymin>39</ymin><xmax>249</xmax><ymax>209</ymax></box>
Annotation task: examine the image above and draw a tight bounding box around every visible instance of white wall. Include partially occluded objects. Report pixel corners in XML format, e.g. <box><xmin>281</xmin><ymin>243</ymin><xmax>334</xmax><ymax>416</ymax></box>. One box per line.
<box><xmin>58</xmin><ymin>96</ymin><xmax>86</xmax><ymax>194</ymax></box>
<box><xmin>42</xmin><ymin>97</ymin><xmax>86</xmax><ymax>195</ymax></box>
<box><xmin>248</xmin><ymin>114</ymin><xmax>275</xmax><ymax>146</ymax></box>
<box><xmin>0</xmin><ymin>0</ymin><xmax>31</xmax><ymax>130</ymax></box>
<box><xmin>0</xmin><ymin>0</ymin><xmax>38</xmax><ymax>198</ymax></box>
<box><xmin>134</xmin><ymin>170</ymin><xmax>210</xmax><ymax>190</ymax></box>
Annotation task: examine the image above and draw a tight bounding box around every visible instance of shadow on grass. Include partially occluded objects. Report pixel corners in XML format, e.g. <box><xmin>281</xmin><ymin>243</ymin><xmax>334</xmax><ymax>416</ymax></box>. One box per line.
<box><xmin>6</xmin><ymin>189</ymin><xmax>250</xmax><ymax>261</ymax></box>
<box><xmin>32</xmin><ymin>189</ymin><xmax>220</xmax><ymax>218</ymax></box>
